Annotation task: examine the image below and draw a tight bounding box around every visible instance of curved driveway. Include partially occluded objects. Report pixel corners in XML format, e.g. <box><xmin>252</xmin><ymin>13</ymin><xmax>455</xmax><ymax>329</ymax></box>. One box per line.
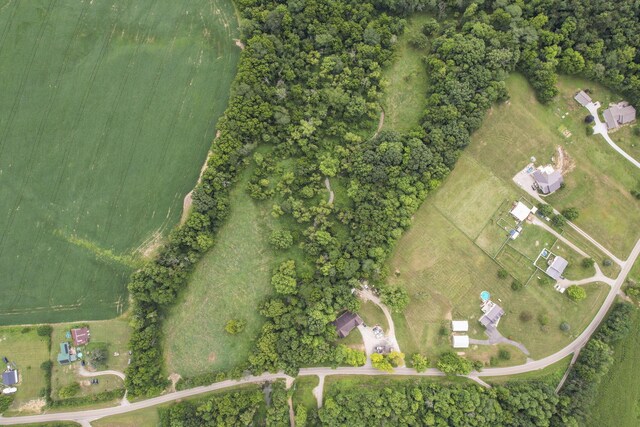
<box><xmin>2</xmin><ymin>239</ymin><xmax>639</xmax><ymax>425</ymax></box>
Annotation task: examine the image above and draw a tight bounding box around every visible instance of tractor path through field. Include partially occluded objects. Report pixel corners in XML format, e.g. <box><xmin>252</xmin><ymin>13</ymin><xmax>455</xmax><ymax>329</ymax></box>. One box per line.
<box><xmin>372</xmin><ymin>109</ymin><xmax>385</xmax><ymax>139</ymax></box>
<box><xmin>584</xmin><ymin>101</ymin><xmax>640</xmax><ymax>169</ymax></box>
<box><xmin>312</xmin><ymin>374</ymin><xmax>325</xmax><ymax>409</ymax></box>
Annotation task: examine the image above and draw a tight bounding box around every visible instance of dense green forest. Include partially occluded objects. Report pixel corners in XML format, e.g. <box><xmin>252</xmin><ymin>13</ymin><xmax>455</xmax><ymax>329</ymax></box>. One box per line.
<box><xmin>124</xmin><ymin>1</ymin><xmax>640</xmax><ymax>420</ymax></box>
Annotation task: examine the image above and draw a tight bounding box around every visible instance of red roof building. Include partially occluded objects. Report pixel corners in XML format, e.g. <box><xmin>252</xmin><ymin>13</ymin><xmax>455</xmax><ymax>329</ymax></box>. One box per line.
<box><xmin>71</xmin><ymin>327</ymin><xmax>90</xmax><ymax>346</ymax></box>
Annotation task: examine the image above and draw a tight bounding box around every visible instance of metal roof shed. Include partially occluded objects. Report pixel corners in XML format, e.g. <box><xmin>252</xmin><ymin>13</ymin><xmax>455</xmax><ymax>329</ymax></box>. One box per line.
<box><xmin>451</xmin><ymin>320</ymin><xmax>469</xmax><ymax>332</ymax></box>
<box><xmin>452</xmin><ymin>335</ymin><xmax>469</xmax><ymax>348</ymax></box>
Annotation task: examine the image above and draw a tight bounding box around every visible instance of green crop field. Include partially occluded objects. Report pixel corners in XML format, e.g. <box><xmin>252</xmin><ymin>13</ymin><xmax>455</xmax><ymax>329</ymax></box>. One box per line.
<box><xmin>467</xmin><ymin>74</ymin><xmax>640</xmax><ymax>259</ymax></box>
<box><xmin>588</xmin><ymin>306</ymin><xmax>640</xmax><ymax>427</ymax></box>
<box><xmin>0</xmin><ymin>0</ymin><xmax>239</xmax><ymax>324</ymax></box>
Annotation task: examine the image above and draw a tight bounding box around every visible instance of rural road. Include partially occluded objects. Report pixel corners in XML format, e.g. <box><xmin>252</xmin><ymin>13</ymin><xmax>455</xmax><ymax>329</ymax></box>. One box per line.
<box><xmin>2</xmin><ymin>240</ymin><xmax>638</xmax><ymax>425</ymax></box>
<box><xmin>585</xmin><ymin>101</ymin><xmax>640</xmax><ymax>169</ymax></box>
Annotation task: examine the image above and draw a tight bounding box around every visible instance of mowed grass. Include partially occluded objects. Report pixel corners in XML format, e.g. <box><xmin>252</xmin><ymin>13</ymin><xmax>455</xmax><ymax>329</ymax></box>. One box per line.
<box><xmin>293</xmin><ymin>376</ymin><xmax>319</xmax><ymax>411</ymax></box>
<box><xmin>387</xmin><ymin>145</ymin><xmax>608</xmax><ymax>360</ymax></box>
<box><xmin>587</xmin><ymin>306</ymin><xmax>640</xmax><ymax>427</ymax></box>
<box><xmin>0</xmin><ymin>327</ymin><xmax>49</xmax><ymax>413</ymax></box>
<box><xmin>466</xmin><ymin>74</ymin><xmax>640</xmax><ymax>259</ymax></box>
<box><xmin>164</xmin><ymin>171</ymin><xmax>276</xmax><ymax>377</ymax></box>
<box><xmin>381</xmin><ymin>14</ymin><xmax>432</xmax><ymax>132</ymax></box>
<box><xmin>0</xmin><ymin>0</ymin><xmax>240</xmax><ymax>324</ymax></box>
<box><xmin>49</xmin><ymin>319</ymin><xmax>130</xmax><ymax>400</ymax></box>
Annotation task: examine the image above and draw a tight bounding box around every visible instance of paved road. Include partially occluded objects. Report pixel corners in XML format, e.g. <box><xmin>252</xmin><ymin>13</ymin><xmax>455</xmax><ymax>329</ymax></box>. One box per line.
<box><xmin>3</xmin><ymin>241</ymin><xmax>638</xmax><ymax>425</ymax></box>
<box><xmin>585</xmin><ymin>101</ymin><xmax>640</xmax><ymax>169</ymax></box>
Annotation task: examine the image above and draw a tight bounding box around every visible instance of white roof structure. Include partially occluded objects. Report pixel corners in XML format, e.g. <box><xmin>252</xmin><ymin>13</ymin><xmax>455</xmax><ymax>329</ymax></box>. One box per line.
<box><xmin>451</xmin><ymin>320</ymin><xmax>469</xmax><ymax>332</ymax></box>
<box><xmin>452</xmin><ymin>335</ymin><xmax>469</xmax><ymax>348</ymax></box>
<box><xmin>574</xmin><ymin>90</ymin><xmax>592</xmax><ymax>107</ymax></box>
<box><xmin>510</xmin><ymin>202</ymin><xmax>531</xmax><ymax>222</ymax></box>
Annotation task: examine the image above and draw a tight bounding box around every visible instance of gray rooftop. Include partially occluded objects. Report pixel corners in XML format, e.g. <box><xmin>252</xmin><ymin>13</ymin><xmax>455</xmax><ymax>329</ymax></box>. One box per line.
<box><xmin>532</xmin><ymin>170</ymin><xmax>563</xmax><ymax>194</ymax></box>
<box><xmin>479</xmin><ymin>304</ymin><xmax>505</xmax><ymax>327</ymax></box>
<box><xmin>604</xmin><ymin>103</ymin><xmax>636</xmax><ymax>129</ymax></box>
<box><xmin>2</xmin><ymin>369</ymin><xmax>18</xmax><ymax>386</ymax></box>
<box><xmin>574</xmin><ymin>90</ymin><xmax>592</xmax><ymax>107</ymax></box>
<box><xmin>546</xmin><ymin>256</ymin><xmax>568</xmax><ymax>280</ymax></box>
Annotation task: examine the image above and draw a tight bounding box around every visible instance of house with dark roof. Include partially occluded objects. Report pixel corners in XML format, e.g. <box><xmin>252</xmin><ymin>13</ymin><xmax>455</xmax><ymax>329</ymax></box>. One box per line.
<box><xmin>546</xmin><ymin>255</ymin><xmax>568</xmax><ymax>280</ymax></box>
<box><xmin>532</xmin><ymin>166</ymin><xmax>563</xmax><ymax>194</ymax></box>
<box><xmin>2</xmin><ymin>369</ymin><xmax>18</xmax><ymax>386</ymax></box>
<box><xmin>603</xmin><ymin>102</ymin><xmax>636</xmax><ymax>130</ymax></box>
<box><xmin>479</xmin><ymin>300</ymin><xmax>505</xmax><ymax>328</ymax></box>
<box><xmin>71</xmin><ymin>327</ymin><xmax>90</xmax><ymax>346</ymax></box>
<box><xmin>574</xmin><ymin>90</ymin><xmax>592</xmax><ymax>107</ymax></box>
<box><xmin>333</xmin><ymin>311</ymin><xmax>363</xmax><ymax>338</ymax></box>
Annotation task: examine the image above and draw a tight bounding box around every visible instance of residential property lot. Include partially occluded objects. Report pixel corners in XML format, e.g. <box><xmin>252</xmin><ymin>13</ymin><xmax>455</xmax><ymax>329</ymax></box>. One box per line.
<box><xmin>386</xmin><ymin>74</ymin><xmax>630</xmax><ymax>363</ymax></box>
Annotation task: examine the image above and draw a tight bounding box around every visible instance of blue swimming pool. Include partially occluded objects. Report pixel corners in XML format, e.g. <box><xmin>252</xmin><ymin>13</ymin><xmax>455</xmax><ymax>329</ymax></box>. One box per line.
<box><xmin>480</xmin><ymin>291</ymin><xmax>490</xmax><ymax>301</ymax></box>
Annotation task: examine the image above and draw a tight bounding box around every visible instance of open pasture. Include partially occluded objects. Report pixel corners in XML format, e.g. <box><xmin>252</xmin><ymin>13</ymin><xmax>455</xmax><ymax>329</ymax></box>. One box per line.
<box><xmin>0</xmin><ymin>0</ymin><xmax>239</xmax><ymax>324</ymax></box>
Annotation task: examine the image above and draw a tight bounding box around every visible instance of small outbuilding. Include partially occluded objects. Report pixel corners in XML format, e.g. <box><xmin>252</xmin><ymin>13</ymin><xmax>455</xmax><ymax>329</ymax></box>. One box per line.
<box><xmin>451</xmin><ymin>320</ymin><xmax>469</xmax><ymax>332</ymax></box>
<box><xmin>574</xmin><ymin>90</ymin><xmax>592</xmax><ymax>107</ymax></box>
<box><xmin>71</xmin><ymin>327</ymin><xmax>90</xmax><ymax>346</ymax></box>
<box><xmin>510</xmin><ymin>202</ymin><xmax>532</xmax><ymax>222</ymax></box>
<box><xmin>532</xmin><ymin>166</ymin><xmax>563</xmax><ymax>194</ymax></box>
<box><xmin>546</xmin><ymin>255</ymin><xmax>568</xmax><ymax>281</ymax></box>
<box><xmin>452</xmin><ymin>335</ymin><xmax>469</xmax><ymax>349</ymax></box>
<box><xmin>2</xmin><ymin>370</ymin><xmax>18</xmax><ymax>386</ymax></box>
<box><xmin>333</xmin><ymin>311</ymin><xmax>364</xmax><ymax>338</ymax></box>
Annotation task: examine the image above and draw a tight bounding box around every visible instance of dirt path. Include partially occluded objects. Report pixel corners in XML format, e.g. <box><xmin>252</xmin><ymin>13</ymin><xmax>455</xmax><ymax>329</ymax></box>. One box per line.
<box><xmin>324</xmin><ymin>177</ymin><xmax>334</xmax><ymax>205</ymax></box>
<box><xmin>372</xmin><ymin>109</ymin><xmax>384</xmax><ymax>139</ymax></box>
<box><xmin>180</xmin><ymin>131</ymin><xmax>220</xmax><ymax>225</ymax></box>
<box><xmin>312</xmin><ymin>374</ymin><xmax>325</xmax><ymax>409</ymax></box>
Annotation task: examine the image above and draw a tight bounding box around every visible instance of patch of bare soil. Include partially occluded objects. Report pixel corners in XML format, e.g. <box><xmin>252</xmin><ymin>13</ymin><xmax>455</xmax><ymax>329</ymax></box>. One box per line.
<box><xmin>168</xmin><ymin>373</ymin><xmax>182</xmax><ymax>393</ymax></box>
<box><xmin>180</xmin><ymin>145</ymin><xmax>217</xmax><ymax>225</ymax></box>
<box><xmin>234</xmin><ymin>39</ymin><xmax>245</xmax><ymax>50</ymax></box>
<box><xmin>554</xmin><ymin>145</ymin><xmax>576</xmax><ymax>175</ymax></box>
<box><xmin>137</xmin><ymin>230</ymin><xmax>164</xmax><ymax>260</ymax></box>
<box><xmin>17</xmin><ymin>398</ymin><xmax>46</xmax><ymax>414</ymax></box>
<box><xmin>208</xmin><ymin>352</ymin><xmax>217</xmax><ymax>362</ymax></box>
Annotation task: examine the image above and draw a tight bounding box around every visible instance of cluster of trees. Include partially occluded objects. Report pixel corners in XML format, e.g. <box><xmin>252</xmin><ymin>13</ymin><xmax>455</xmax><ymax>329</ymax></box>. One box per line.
<box><xmin>319</xmin><ymin>380</ymin><xmax>559</xmax><ymax>426</ymax></box>
<box><xmin>159</xmin><ymin>388</ymin><xmax>264</xmax><ymax>426</ymax></box>
<box><xmin>371</xmin><ymin>351</ymin><xmax>405</xmax><ymax>372</ymax></box>
<box><xmin>554</xmin><ymin>302</ymin><xmax>635</xmax><ymax>425</ymax></box>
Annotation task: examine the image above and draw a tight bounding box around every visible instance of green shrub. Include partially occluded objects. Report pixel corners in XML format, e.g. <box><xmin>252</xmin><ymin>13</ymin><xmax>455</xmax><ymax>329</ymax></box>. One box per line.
<box><xmin>567</xmin><ymin>285</ymin><xmax>586</xmax><ymax>301</ymax></box>
<box><xmin>58</xmin><ymin>382</ymin><xmax>80</xmax><ymax>399</ymax></box>
<box><xmin>581</xmin><ymin>258</ymin><xmax>595</xmax><ymax>269</ymax></box>
<box><xmin>224</xmin><ymin>319</ymin><xmax>247</xmax><ymax>335</ymax></box>
<box><xmin>511</xmin><ymin>280</ymin><xmax>523</xmax><ymax>291</ymax></box>
<box><xmin>497</xmin><ymin>268</ymin><xmax>509</xmax><ymax>279</ymax></box>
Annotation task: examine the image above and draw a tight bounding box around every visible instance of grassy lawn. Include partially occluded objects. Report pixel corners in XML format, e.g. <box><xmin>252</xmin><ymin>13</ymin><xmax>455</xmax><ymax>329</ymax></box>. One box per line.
<box><xmin>588</xmin><ymin>306</ymin><xmax>640</xmax><ymax>427</ymax></box>
<box><xmin>560</xmin><ymin>226</ymin><xmax>621</xmax><ymax>279</ymax></box>
<box><xmin>0</xmin><ymin>327</ymin><xmax>50</xmax><ymax>414</ymax></box>
<box><xmin>483</xmin><ymin>354</ymin><xmax>572</xmax><ymax>387</ymax></box>
<box><xmin>611</xmin><ymin>124</ymin><xmax>640</xmax><ymax>163</ymax></box>
<box><xmin>164</xmin><ymin>169</ymin><xmax>278</xmax><ymax>377</ymax></box>
<box><xmin>387</xmin><ymin>191</ymin><xmax>609</xmax><ymax>360</ymax></box>
<box><xmin>381</xmin><ymin>13</ymin><xmax>432</xmax><ymax>132</ymax></box>
<box><xmin>0</xmin><ymin>0</ymin><xmax>240</xmax><ymax>325</ymax></box>
<box><xmin>293</xmin><ymin>376</ymin><xmax>319</xmax><ymax>411</ymax></box>
<box><xmin>466</xmin><ymin>74</ymin><xmax>640</xmax><ymax>259</ymax></box>
<box><xmin>358</xmin><ymin>301</ymin><xmax>388</xmax><ymax>330</ymax></box>
<box><xmin>49</xmin><ymin>319</ymin><xmax>130</xmax><ymax>401</ymax></box>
